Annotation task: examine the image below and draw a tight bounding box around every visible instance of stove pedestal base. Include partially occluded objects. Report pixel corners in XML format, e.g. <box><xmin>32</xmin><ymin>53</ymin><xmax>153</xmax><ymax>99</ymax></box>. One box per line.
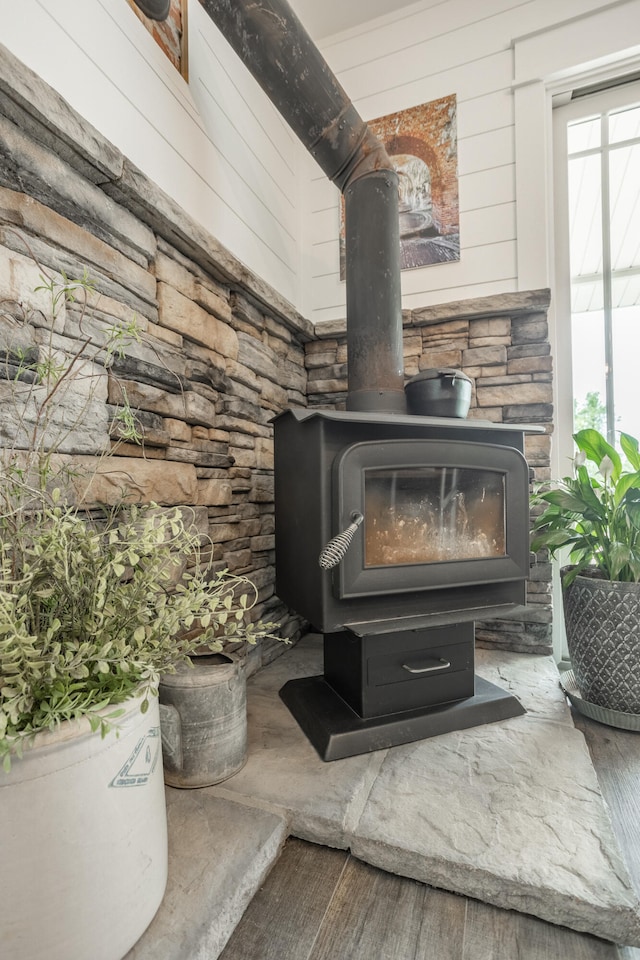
<box><xmin>279</xmin><ymin>673</ymin><xmax>525</xmax><ymax>762</ymax></box>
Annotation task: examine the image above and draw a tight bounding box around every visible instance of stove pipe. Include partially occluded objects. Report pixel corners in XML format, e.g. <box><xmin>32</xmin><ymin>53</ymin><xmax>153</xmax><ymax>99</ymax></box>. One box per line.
<box><xmin>197</xmin><ymin>0</ymin><xmax>406</xmax><ymax>414</ymax></box>
<box><xmin>132</xmin><ymin>0</ymin><xmax>171</xmax><ymax>21</ymax></box>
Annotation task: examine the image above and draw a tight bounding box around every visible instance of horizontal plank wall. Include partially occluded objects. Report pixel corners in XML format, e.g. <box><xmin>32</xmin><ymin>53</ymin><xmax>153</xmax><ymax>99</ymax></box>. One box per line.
<box><xmin>303</xmin><ymin>0</ymin><xmax>619</xmax><ymax>323</ymax></box>
<box><xmin>0</xmin><ymin>0</ymin><xmax>304</xmax><ymax>308</ymax></box>
<box><xmin>0</xmin><ymin>43</ymin><xmax>311</xmax><ymax>670</ymax></box>
<box><xmin>2</xmin><ymin>0</ymin><xmax>631</xmax><ymax>329</ymax></box>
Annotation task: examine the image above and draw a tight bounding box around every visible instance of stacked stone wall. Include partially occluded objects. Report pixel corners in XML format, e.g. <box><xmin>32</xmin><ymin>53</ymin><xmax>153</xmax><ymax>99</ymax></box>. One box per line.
<box><xmin>0</xmin><ymin>202</ymin><xmax>312</xmax><ymax>669</ymax></box>
<box><xmin>0</xmin><ymin>44</ymin><xmax>314</xmax><ymax>673</ymax></box>
<box><xmin>306</xmin><ymin>291</ymin><xmax>554</xmax><ymax>655</ymax></box>
<box><xmin>0</xmin><ymin>43</ymin><xmax>554</xmax><ymax>660</ymax></box>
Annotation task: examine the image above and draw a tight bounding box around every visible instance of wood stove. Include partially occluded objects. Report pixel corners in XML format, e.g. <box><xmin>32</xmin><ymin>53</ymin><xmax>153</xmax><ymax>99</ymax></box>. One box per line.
<box><xmin>275</xmin><ymin>408</ymin><xmax>539</xmax><ymax>760</ymax></box>
<box><xmin>190</xmin><ymin>0</ymin><xmax>542</xmax><ymax>760</ymax></box>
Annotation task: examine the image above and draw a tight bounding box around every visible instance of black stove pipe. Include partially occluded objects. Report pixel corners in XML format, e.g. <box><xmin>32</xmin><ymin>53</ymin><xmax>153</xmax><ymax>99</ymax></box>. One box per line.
<box><xmin>132</xmin><ymin>0</ymin><xmax>171</xmax><ymax>21</ymax></box>
<box><xmin>197</xmin><ymin>0</ymin><xmax>406</xmax><ymax>414</ymax></box>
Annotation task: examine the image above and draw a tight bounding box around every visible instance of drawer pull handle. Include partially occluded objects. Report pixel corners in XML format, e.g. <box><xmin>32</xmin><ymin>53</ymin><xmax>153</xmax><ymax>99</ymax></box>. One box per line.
<box><xmin>402</xmin><ymin>659</ymin><xmax>451</xmax><ymax>675</ymax></box>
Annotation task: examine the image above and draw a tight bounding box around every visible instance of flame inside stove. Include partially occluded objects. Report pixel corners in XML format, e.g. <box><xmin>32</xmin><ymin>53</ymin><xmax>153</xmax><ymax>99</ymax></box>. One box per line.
<box><xmin>364</xmin><ymin>466</ymin><xmax>506</xmax><ymax>567</ymax></box>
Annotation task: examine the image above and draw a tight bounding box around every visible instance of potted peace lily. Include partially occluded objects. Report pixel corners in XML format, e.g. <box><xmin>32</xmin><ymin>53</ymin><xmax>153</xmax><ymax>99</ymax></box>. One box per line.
<box><xmin>0</xmin><ymin>255</ymin><xmax>278</xmax><ymax>960</ymax></box>
<box><xmin>531</xmin><ymin>427</ymin><xmax>640</xmax><ymax>719</ymax></box>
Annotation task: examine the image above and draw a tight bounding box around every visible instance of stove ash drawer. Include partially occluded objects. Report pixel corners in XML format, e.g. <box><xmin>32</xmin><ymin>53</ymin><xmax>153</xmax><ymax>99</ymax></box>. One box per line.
<box><xmin>365</xmin><ymin>640</ymin><xmax>474</xmax><ymax>716</ymax></box>
<box><xmin>323</xmin><ymin>626</ymin><xmax>476</xmax><ymax>720</ymax></box>
<box><xmin>368</xmin><ymin>641</ymin><xmax>473</xmax><ymax>688</ymax></box>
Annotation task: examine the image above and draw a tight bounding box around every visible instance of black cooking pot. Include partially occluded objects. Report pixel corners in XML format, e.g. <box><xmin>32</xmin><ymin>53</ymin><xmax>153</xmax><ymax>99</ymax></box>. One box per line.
<box><xmin>405</xmin><ymin>368</ymin><xmax>473</xmax><ymax>418</ymax></box>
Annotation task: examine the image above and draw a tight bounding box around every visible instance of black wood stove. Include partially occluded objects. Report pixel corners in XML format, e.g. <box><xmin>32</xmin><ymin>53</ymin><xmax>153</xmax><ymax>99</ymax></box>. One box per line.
<box><xmin>192</xmin><ymin>0</ymin><xmax>541</xmax><ymax>759</ymax></box>
<box><xmin>275</xmin><ymin>408</ymin><xmax>536</xmax><ymax>760</ymax></box>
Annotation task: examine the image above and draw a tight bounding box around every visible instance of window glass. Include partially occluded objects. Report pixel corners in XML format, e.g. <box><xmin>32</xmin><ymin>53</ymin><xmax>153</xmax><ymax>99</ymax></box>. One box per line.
<box><xmin>568</xmin><ymin>153</ymin><xmax>602</xmax><ymax>280</ymax></box>
<box><xmin>612</xmin><ymin>306</ymin><xmax>640</xmax><ymax>437</ymax></box>
<box><xmin>609</xmin><ymin>104</ymin><xmax>640</xmax><ymax>143</ymax></box>
<box><xmin>572</xmin><ymin>311</ymin><xmax>607</xmax><ymax>432</ymax></box>
<box><xmin>609</xmin><ymin>143</ymin><xmax>640</xmax><ymax>269</ymax></box>
<box><xmin>567</xmin><ymin>115</ymin><xmax>600</xmax><ymax>153</ymax></box>
<box><xmin>565</xmin><ymin>95</ymin><xmax>640</xmax><ymax>441</ymax></box>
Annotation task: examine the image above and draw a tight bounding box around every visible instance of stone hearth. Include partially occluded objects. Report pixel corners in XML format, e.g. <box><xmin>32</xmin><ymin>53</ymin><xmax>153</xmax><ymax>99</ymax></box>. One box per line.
<box><xmin>128</xmin><ymin>634</ymin><xmax>640</xmax><ymax>958</ymax></box>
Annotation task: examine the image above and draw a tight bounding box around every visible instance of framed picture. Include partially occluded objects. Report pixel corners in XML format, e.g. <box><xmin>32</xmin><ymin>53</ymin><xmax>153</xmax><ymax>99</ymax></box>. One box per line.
<box><xmin>127</xmin><ymin>0</ymin><xmax>189</xmax><ymax>81</ymax></box>
<box><xmin>340</xmin><ymin>94</ymin><xmax>459</xmax><ymax>277</ymax></box>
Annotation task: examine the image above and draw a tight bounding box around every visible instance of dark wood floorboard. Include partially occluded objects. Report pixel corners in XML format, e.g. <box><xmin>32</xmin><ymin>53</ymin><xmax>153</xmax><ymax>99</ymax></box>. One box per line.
<box><xmin>221</xmin><ymin>712</ymin><xmax>640</xmax><ymax>960</ymax></box>
<box><xmin>310</xmin><ymin>857</ymin><xmax>467</xmax><ymax>960</ymax></box>
<box><xmin>218</xmin><ymin>840</ymin><xmax>349</xmax><ymax>960</ymax></box>
<box><xmin>575</xmin><ymin>716</ymin><xmax>640</xmax><ymax>892</ymax></box>
<box><xmin>575</xmin><ymin>713</ymin><xmax>640</xmax><ymax>960</ymax></box>
<box><xmin>463</xmin><ymin>899</ymin><xmax>618</xmax><ymax>960</ymax></box>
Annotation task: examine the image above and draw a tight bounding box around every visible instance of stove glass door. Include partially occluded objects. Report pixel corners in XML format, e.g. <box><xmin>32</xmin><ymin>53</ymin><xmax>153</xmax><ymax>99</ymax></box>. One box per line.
<box><xmin>364</xmin><ymin>465</ymin><xmax>506</xmax><ymax>568</ymax></box>
<box><xmin>333</xmin><ymin>438</ymin><xmax>528</xmax><ymax>599</ymax></box>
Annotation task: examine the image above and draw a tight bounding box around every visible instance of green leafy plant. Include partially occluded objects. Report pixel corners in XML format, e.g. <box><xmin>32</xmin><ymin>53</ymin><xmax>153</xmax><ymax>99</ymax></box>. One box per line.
<box><xmin>531</xmin><ymin>428</ymin><xmax>640</xmax><ymax>586</ymax></box>
<box><xmin>0</xmin><ymin>499</ymin><xmax>276</xmax><ymax>769</ymax></box>
<box><xmin>0</xmin><ymin>246</ymin><xmax>280</xmax><ymax>769</ymax></box>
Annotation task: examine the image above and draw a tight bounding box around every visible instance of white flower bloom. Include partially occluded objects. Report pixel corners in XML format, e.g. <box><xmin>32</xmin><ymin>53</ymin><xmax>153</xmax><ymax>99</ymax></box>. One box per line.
<box><xmin>573</xmin><ymin>449</ymin><xmax>586</xmax><ymax>473</ymax></box>
<box><xmin>600</xmin><ymin>455</ymin><xmax>614</xmax><ymax>480</ymax></box>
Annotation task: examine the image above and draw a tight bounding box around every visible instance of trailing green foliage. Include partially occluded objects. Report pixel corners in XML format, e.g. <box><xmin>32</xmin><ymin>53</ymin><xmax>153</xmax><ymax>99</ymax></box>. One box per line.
<box><xmin>0</xmin><ymin>248</ymin><xmax>280</xmax><ymax>770</ymax></box>
<box><xmin>0</xmin><ymin>500</ymin><xmax>275</xmax><ymax>768</ymax></box>
<box><xmin>531</xmin><ymin>428</ymin><xmax>640</xmax><ymax>586</ymax></box>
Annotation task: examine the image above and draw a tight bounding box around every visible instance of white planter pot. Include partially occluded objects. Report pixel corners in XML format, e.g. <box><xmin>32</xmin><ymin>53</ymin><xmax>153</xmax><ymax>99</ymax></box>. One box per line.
<box><xmin>0</xmin><ymin>692</ymin><xmax>168</xmax><ymax>960</ymax></box>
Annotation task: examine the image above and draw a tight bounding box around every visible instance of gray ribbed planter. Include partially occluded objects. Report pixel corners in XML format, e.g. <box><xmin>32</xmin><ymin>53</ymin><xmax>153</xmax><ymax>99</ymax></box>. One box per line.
<box><xmin>562</xmin><ymin>570</ymin><xmax>640</xmax><ymax>714</ymax></box>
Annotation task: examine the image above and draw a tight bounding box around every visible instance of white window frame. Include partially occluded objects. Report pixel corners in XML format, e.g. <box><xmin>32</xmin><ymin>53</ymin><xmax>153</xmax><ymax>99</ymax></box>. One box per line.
<box><xmin>512</xmin><ymin>3</ymin><xmax>640</xmax><ymax>661</ymax></box>
<box><xmin>553</xmin><ymin>80</ymin><xmax>640</xmax><ymax>452</ymax></box>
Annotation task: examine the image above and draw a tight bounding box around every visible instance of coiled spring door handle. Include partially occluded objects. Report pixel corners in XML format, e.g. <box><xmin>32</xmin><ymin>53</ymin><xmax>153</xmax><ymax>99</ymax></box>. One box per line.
<box><xmin>319</xmin><ymin>512</ymin><xmax>363</xmax><ymax>570</ymax></box>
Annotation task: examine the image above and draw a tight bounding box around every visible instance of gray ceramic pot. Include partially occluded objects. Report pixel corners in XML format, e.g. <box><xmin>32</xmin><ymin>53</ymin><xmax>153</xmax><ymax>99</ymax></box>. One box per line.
<box><xmin>562</xmin><ymin>569</ymin><xmax>640</xmax><ymax>714</ymax></box>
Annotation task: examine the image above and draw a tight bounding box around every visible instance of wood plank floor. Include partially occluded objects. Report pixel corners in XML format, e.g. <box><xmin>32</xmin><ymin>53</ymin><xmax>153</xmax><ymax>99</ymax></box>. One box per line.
<box><xmin>577</xmin><ymin>715</ymin><xmax>640</xmax><ymax>960</ymax></box>
<box><xmin>221</xmin><ymin>711</ymin><xmax>640</xmax><ymax>960</ymax></box>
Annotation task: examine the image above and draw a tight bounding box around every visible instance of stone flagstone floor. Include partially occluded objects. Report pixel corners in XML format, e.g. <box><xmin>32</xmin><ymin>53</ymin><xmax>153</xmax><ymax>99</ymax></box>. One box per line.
<box><xmin>128</xmin><ymin>634</ymin><xmax>640</xmax><ymax>959</ymax></box>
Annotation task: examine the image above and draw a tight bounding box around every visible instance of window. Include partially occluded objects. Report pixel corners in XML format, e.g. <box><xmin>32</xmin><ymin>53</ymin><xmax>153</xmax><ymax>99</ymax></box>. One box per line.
<box><xmin>554</xmin><ymin>83</ymin><xmax>640</xmax><ymax>445</ymax></box>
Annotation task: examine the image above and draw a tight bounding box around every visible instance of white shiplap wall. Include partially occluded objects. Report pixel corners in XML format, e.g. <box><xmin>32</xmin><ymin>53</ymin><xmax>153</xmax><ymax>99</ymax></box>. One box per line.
<box><xmin>302</xmin><ymin>0</ymin><xmax>623</xmax><ymax>322</ymax></box>
<box><xmin>1</xmin><ymin>0</ymin><xmax>637</xmax><ymax>322</ymax></box>
<box><xmin>0</xmin><ymin>0</ymin><xmax>303</xmax><ymax>307</ymax></box>
<box><xmin>187</xmin><ymin>2</ymin><xmax>303</xmax><ymax>300</ymax></box>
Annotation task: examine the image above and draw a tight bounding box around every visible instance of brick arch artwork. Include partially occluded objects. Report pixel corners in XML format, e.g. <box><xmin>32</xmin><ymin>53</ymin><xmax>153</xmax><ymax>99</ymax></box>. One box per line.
<box><xmin>126</xmin><ymin>0</ymin><xmax>188</xmax><ymax>78</ymax></box>
<box><xmin>364</xmin><ymin>94</ymin><xmax>460</xmax><ymax>271</ymax></box>
<box><xmin>384</xmin><ymin>134</ymin><xmax>445</xmax><ymax>231</ymax></box>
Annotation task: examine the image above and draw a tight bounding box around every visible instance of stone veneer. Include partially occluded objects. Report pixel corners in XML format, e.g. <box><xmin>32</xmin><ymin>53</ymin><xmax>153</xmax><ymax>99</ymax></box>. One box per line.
<box><xmin>0</xmin><ymin>41</ymin><xmax>553</xmax><ymax>663</ymax></box>
<box><xmin>305</xmin><ymin>291</ymin><xmax>554</xmax><ymax>654</ymax></box>
<box><xmin>0</xmin><ymin>42</ymin><xmax>314</xmax><ymax>672</ymax></box>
